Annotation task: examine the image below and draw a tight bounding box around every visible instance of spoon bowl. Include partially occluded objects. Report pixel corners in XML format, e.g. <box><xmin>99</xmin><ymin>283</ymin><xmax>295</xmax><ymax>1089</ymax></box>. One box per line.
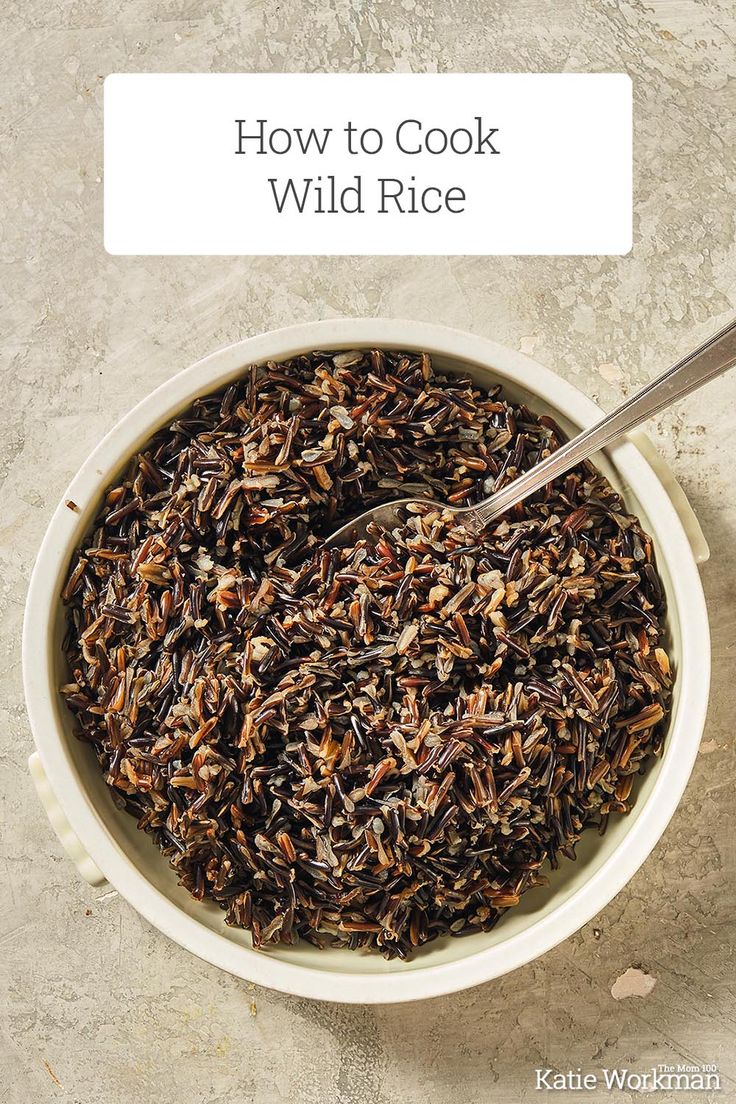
<box><xmin>326</xmin><ymin>497</ymin><xmax>441</xmax><ymax>547</ymax></box>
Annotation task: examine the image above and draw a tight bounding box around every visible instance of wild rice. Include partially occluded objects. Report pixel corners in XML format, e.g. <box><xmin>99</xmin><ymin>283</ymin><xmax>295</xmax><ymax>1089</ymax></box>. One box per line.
<box><xmin>61</xmin><ymin>349</ymin><xmax>671</xmax><ymax>958</ymax></box>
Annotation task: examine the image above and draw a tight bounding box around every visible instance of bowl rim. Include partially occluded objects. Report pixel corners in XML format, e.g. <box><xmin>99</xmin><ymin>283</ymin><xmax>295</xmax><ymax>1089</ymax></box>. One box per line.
<box><xmin>23</xmin><ymin>317</ymin><xmax>710</xmax><ymax>1003</ymax></box>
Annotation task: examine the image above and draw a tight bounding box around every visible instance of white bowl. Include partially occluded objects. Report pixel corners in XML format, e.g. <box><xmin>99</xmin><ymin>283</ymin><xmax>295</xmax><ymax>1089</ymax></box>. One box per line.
<box><xmin>23</xmin><ymin>319</ymin><xmax>710</xmax><ymax>1004</ymax></box>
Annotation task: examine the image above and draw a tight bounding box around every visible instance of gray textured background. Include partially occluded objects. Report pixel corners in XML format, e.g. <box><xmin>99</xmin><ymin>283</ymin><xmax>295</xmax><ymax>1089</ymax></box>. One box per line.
<box><xmin>2</xmin><ymin>1</ymin><xmax>735</xmax><ymax>1101</ymax></box>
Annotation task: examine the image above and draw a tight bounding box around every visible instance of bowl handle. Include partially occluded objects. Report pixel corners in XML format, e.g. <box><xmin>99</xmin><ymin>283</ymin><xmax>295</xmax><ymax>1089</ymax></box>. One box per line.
<box><xmin>628</xmin><ymin>430</ymin><xmax>710</xmax><ymax>566</ymax></box>
<box><xmin>28</xmin><ymin>752</ymin><xmax>108</xmax><ymax>888</ymax></box>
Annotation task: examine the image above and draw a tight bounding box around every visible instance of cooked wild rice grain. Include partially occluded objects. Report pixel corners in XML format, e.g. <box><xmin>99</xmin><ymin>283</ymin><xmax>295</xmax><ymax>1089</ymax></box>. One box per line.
<box><xmin>61</xmin><ymin>350</ymin><xmax>671</xmax><ymax>958</ymax></box>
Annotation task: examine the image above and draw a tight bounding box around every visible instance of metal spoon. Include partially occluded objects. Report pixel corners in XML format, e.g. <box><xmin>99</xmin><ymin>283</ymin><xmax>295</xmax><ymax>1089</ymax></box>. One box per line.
<box><xmin>326</xmin><ymin>317</ymin><xmax>736</xmax><ymax>547</ymax></box>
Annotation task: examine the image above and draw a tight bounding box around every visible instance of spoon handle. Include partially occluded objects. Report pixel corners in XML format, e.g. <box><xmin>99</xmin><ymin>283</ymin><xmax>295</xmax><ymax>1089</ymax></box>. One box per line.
<box><xmin>468</xmin><ymin>316</ymin><xmax>736</xmax><ymax>529</ymax></box>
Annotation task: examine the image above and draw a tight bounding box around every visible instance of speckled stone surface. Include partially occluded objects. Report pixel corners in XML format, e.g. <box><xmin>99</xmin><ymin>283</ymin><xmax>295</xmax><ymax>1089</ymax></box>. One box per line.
<box><xmin>1</xmin><ymin>2</ymin><xmax>735</xmax><ymax>1101</ymax></box>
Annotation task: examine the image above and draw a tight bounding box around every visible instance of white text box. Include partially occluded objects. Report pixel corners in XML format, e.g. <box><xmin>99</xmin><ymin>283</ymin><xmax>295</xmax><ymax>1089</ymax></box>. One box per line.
<box><xmin>104</xmin><ymin>73</ymin><xmax>632</xmax><ymax>256</ymax></box>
